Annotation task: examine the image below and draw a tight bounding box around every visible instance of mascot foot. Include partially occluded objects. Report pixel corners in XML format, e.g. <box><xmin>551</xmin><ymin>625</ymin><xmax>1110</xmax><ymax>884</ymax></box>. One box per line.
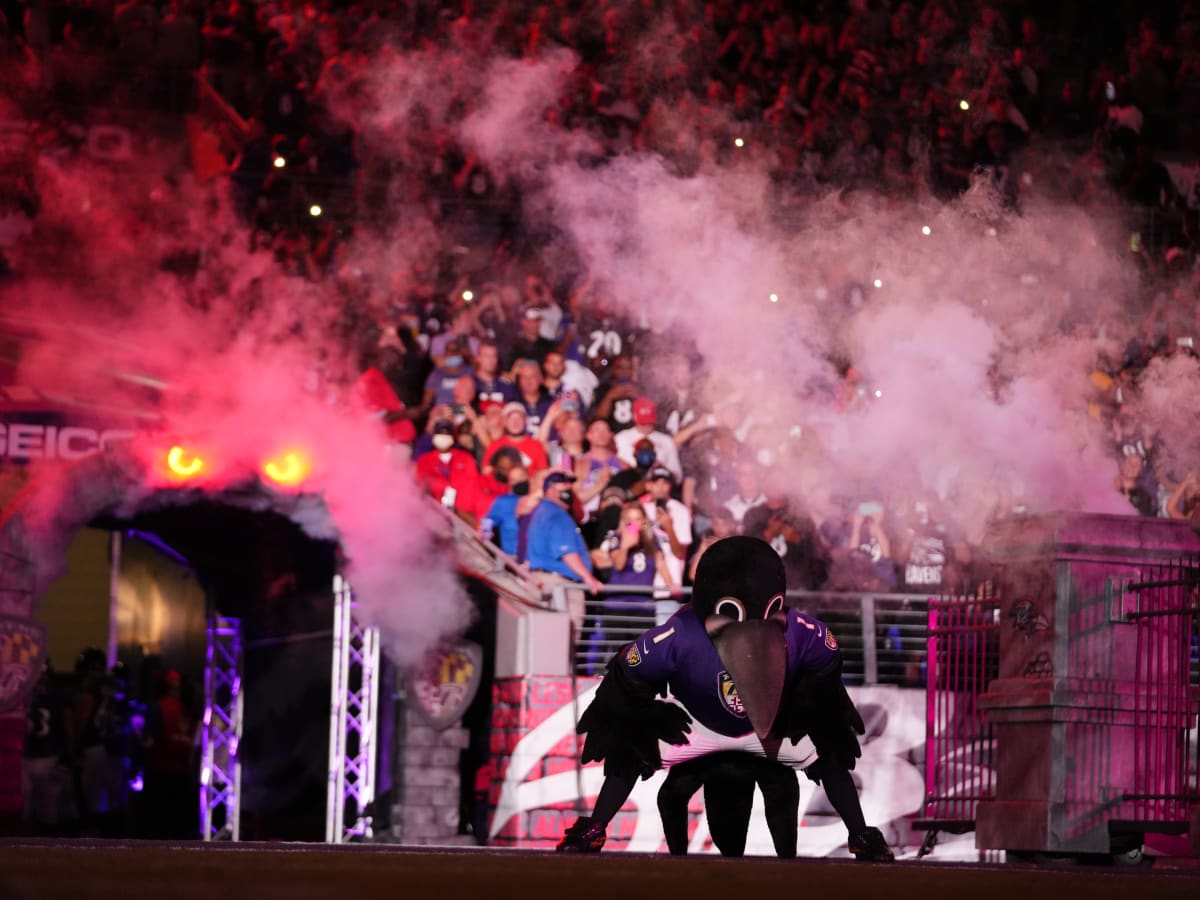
<box><xmin>848</xmin><ymin>827</ymin><xmax>894</xmax><ymax>862</ymax></box>
<box><xmin>556</xmin><ymin>817</ymin><xmax>607</xmax><ymax>853</ymax></box>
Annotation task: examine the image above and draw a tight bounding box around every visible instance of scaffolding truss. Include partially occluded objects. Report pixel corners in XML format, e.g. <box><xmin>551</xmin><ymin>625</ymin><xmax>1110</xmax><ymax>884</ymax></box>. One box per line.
<box><xmin>326</xmin><ymin>574</ymin><xmax>382</xmax><ymax>842</ymax></box>
<box><xmin>201</xmin><ymin>616</ymin><xmax>243</xmax><ymax>841</ymax></box>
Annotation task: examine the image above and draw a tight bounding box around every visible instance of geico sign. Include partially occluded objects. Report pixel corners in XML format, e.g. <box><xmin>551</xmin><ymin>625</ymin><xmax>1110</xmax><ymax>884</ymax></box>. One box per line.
<box><xmin>0</xmin><ymin>424</ymin><xmax>135</xmax><ymax>461</ymax></box>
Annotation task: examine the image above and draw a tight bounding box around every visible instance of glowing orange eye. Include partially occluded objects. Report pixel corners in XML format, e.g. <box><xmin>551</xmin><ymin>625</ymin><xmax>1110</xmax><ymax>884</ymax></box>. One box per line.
<box><xmin>263</xmin><ymin>450</ymin><xmax>311</xmax><ymax>486</ymax></box>
<box><xmin>166</xmin><ymin>446</ymin><xmax>204</xmax><ymax>479</ymax></box>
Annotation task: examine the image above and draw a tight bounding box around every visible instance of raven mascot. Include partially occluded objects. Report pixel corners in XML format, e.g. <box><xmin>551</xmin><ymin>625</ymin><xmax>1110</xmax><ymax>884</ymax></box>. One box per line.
<box><xmin>557</xmin><ymin>535</ymin><xmax>893</xmax><ymax>860</ymax></box>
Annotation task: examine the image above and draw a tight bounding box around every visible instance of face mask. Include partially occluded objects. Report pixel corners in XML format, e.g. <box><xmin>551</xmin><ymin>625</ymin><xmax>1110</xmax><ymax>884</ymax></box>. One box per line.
<box><xmin>635</xmin><ymin>450</ymin><xmax>656</xmax><ymax>468</ymax></box>
<box><xmin>444</xmin><ymin>355</ymin><xmax>464</xmax><ymax>369</ymax></box>
<box><xmin>512</xmin><ymin>481</ymin><xmax>530</xmax><ymax>496</ymax></box>
<box><xmin>432</xmin><ymin>434</ymin><xmax>455</xmax><ymax>451</ymax></box>
<box><xmin>558</xmin><ymin>489</ymin><xmax>576</xmax><ymax>507</ymax></box>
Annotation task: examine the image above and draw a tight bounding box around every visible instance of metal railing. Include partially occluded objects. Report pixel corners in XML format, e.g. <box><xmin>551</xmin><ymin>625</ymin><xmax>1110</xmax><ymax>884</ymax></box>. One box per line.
<box><xmin>550</xmin><ymin>583</ymin><xmax>934</xmax><ymax>684</ymax></box>
<box><xmin>1120</xmin><ymin>563</ymin><xmax>1200</xmax><ymax>829</ymax></box>
<box><xmin>917</xmin><ymin>594</ymin><xmax>1001</xmax><ymax>841</ymax></box>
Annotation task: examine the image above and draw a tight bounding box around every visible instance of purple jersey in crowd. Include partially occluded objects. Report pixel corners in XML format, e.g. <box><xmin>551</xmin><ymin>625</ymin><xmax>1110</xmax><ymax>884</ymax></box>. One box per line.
<box><xmin>617</xmin><ymin>605</ymin><xmax>841</xmax><ymax>738</ymax></box>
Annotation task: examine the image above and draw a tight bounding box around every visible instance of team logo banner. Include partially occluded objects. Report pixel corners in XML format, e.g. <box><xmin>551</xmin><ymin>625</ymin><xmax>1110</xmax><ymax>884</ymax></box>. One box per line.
<box><xmin>0</xmin><ymin>617</ymin><xmax>47</xmax><ymax>711</ymax></box>
<box><xmin>408</xmin><ymin>639</ymin><xmax>483</xmax><ymax>731</ymax></box>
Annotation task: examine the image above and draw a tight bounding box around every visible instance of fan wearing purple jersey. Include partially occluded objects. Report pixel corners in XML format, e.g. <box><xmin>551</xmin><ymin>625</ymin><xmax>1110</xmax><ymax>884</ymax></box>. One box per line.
<box><xmin>556</xmin><ymin>535</ymin><xmax>893</xmax><ymax>861</ymax></box>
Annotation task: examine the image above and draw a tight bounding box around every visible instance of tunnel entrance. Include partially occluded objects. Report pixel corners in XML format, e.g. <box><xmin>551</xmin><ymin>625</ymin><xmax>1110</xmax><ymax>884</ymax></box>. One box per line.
<box><xmin>0</xmin><ymin>442</ymin><xmax>346</xmax><ymax>840</ymax></box>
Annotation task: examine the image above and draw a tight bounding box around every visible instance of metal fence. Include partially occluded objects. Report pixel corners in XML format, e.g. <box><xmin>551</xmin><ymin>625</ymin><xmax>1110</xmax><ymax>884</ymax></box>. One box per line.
<box><xmin>564</xmin><ymin>585</ymin><xmax>933</xmax><ymax>685</ymax></box>
<box><xmin>1120</xmin><ymin>563</ymin><xmax>1200</xmax><ymax>831</ymax></box>
<box><xmin>917</xmin><ymin>594</ymin><xmax>1001</xmax><ymax>842</ymax></box>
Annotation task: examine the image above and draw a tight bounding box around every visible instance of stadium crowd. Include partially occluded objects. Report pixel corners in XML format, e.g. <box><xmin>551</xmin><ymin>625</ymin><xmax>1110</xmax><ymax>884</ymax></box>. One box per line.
<box><xmin>2</xmin><ymin>0</ymin><xmax>1200</xmax><ymax>604</ymax></box>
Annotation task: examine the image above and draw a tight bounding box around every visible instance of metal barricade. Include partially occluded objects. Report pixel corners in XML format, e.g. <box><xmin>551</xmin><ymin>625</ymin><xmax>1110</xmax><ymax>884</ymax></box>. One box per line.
<box><xmin>569</xmin><ymin>587</ymin><xmax>932</xmax><ymax>685</ymax></box>
<box><xmin>916</xmin><ymin>593</ymin><xmax>1000</xmax><ymax>854</ymax></box>
<box><xmin>1119</xmin><ymin>561</ymin><xmax>1200</xmax><ymax>833</ymax></box>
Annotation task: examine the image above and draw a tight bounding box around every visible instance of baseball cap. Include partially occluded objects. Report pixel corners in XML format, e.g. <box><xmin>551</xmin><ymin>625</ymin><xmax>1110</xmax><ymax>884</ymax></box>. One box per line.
<box><xmin>502</xmin><ymin>401</ymin><xmax>527</xmax><ymax>417</ymax></box>
<box><xmin>601</xmin><ymin>485</ymin><xmax>630</xmax><ymax>503</ymax></box>
<box><xmin>432</xmin><ymin>419</ymin><xmax>455</xmax><ymax>435</ymax></box>
<box><xmin>523</xmin><ymin>307</ymin><xmax>542</xmax><ymax>320</ymax></box>
<box><xmin>633</xmin><ymin>397</ymin><xmax>658</xmax><ymax>426</ymax></box>
<box><xmin>543</xmin><ymin>470</ymin><xmax>576</xmax><ymax>487</ymax></box>
<box><xmin>479</xmin><ymin>398</ymin><xmax>503</xmax><ymax>413</ymax></box>
<box><xmin>648</xmin><ymin>465</ymin><xmax>674</xmax><ymax>482</ymax></box>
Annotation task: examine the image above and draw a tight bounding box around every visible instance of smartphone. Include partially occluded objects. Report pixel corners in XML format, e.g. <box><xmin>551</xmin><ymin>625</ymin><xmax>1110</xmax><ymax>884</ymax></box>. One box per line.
<box><xmin>859</xmin><ymin>501</ymin><xmax>884</xmax><ymax>517</ymax></box>
<box><xmin>1105</xmin><ymin>81</ymin><xmax>1116</xmax><ymax>102</ymax></box>
<box><xmin>655</xmin><ymin>498</ymin><xmax>668</xmax><ymax>510</ymax></box>
<box><xmin>624</xmin><ymin>522</ymin><xmax>640</xmax><ymax>537</ymax></box>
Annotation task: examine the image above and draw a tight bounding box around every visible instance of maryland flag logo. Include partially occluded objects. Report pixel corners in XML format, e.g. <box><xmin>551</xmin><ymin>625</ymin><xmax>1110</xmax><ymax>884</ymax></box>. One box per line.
<box><xmin>623</xmin><ymin>643</ymin><xmax>641</xmax><ymax>667</ymax></box>
<box><xmin>408</xmin><ymin>639</ymin><xmax>483</xmax><ymax>731</ymax></box>
<box><xmin>825</xmin><ymin>629</ymin><xmax>838</xmax><ymax>650</ymax></box>
<box><xmin>717</xmin><ymin>670</ymin><xmax>746</xmax><ymax>717</ymax></box>
<box><xmin>0</xmin><ymin>617</ymin><xmax>47</xmax><ymax>712</ymax></box>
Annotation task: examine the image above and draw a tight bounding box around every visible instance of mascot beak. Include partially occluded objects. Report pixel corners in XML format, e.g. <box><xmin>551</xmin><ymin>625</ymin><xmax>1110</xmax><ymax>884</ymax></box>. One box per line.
<box><xmin>707</xmin><ymin>617</ymin><xmax>787</xmax><ymax>741</ymax></box>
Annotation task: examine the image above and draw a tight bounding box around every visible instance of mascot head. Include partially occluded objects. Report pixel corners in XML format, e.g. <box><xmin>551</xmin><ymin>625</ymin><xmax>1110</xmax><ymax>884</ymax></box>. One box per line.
<box><xmin>692</xmin><ymin>536</ymin><xmax>790</xmax><ymax>740</ymax></box>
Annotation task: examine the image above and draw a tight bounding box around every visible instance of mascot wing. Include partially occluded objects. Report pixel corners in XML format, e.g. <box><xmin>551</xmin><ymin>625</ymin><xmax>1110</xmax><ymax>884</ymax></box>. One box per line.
<box><xmin>577</xmin><ymin>658</ymin><xmax>692</xmax><ymax>780</ymax></box>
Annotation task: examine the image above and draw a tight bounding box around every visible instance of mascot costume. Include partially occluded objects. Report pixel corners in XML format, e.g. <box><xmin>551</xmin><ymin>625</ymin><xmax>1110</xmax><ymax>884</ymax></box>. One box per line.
<box><xmin>557</xmin><ymin>535</ymin><xmax>893</xmax><ymax>860</ymax></box>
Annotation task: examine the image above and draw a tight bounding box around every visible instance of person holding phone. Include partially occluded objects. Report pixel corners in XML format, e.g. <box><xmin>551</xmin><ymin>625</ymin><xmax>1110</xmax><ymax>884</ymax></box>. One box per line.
<box><xmin>584</xmin><ymin>503</ymin><xmax>675</xmax><ymax>673</ymax></box>
<box><xmin>639</xmin><ymin>467</ymin><xmax>692</xmax><ymax>620</ymax></box>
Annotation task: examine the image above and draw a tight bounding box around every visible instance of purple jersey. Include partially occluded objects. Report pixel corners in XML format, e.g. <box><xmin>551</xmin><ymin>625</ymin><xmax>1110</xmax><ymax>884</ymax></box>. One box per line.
<box><xmin>618</xmin><ymin>605</ymin><xmax>841</xmax><ymax>737</ymax></box>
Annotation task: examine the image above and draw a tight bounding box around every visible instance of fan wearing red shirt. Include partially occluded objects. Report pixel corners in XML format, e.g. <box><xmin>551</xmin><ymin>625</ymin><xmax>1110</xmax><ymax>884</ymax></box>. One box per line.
<box><xmin>416</xmin><ymin>421</ymin><xmax>484</xmax><ymax>525</ymax></box>
<box><xmin>483</xmin><ymin>402</ymin><xmax>549</xmax><ymax>475</ymax></box>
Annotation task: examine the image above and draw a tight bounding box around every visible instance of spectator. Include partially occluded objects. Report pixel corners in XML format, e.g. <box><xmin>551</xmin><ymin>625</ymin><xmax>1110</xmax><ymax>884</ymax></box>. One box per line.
<box><xmin>472</xmin><ymin>340</ymin><xmax>518</xmax><ymax>409</ymax></box>
<box><xmin>638</xmin><ymin>466</ymin><xmax>692</xmax><ymax>601</ymax></box>
<box><xmin>420</xmin><ymin>335</ymin><xmax>474</xmax><ymax>411</ymax></box>
<box><xmin>415</xmin><ymin>420</ymin><xmax>484</xmax><ymax>525</ymax></box>
<box><xmin>837</xmin><ymin>503</ymin><xmax>899</xmax><ymax>591</ymax></box>
<box><xmin>431</xmin><ymin>307</ymin><xmax>482</xmax><ymax>367</ymax></box>
<box><xmin>525</xmin><ymin>470</ymin><xmax>604</xmax><ymax>629</ymax></box>
<box><xmin>723</xmin><ymin>456</ymin><xmax>768</xmax><ymax>531</ymax></box>
<box><xmin>609</xmin><ymin>435</ymin><xmax>657</xmax><ymax>497</ymax></box>
<box><xmin>1116</xmin><ymin>452</ymin><xmax>1159</xmax><ymax>517</ymax></box>
<box><xmin>483</xmin><ymin>463</ymin><xmax>533</xmax><ymax>556</ymax></box>
<box><xmin>1166</xmin><ymin>469</ymin><xmax>1200</xmax><ymax>525</ymax></box>
<box><xmin>591</xmin><ymin>354</ymin><xmax>642</xmax><ymax>432</ymax></box>
<box><xmin>613</xmin><ymin>396</ymin><xmax>683</xmax><ymax>481</ymax></box>
<box><xmin>541</xmin><ymin>406</ymin><xmax>586</xmax><ymax>471</ymax></box>
<box><xmin>507</xmin><ymin>307</ymin><xmax>557</xmax><ymax>368</ymax></box>
<box><xmin>583</xmin><ymin>500</ymin><xmax>673</xmax><ymax>673</ymax></box>
<box><xmin>687</xmin><ymin>504</ymin><xmax>738</xmax><ymax>583</ymax></box>
<box><xmin>742</xmin><ymin>494</ymin><xmax>829</xmax><ymax>590</ymax></box>
<box><xmin>484</xmin><ymin>402</ymin><xmax>549</xmax><ymax>475</ymax></box>
<box><xmin>511</xmin><ymin>358</ymin><xmax>555</xmax><ymax>433</ymax></box>
<box><xmin>351</xmin><ymin>345</ymin><xmax>419</xmax><ymax>452</ymax></box>
<box><xmin>893</xmin><ymin>498</ymin><xmax>971</xmax><ymax>594</ymax></box>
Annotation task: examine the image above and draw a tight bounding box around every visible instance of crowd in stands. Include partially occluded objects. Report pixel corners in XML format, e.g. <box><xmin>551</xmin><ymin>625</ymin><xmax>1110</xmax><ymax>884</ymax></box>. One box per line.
<box><xmin>5</xmin><ymin>0</ymin><xmax>1200</xmax><ymax>604</ymax></box>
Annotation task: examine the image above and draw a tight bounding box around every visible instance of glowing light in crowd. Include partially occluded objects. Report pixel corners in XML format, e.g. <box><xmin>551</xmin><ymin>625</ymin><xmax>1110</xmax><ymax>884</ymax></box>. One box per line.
<box><xmin>873</xmin><ymin>279</ymin><xmax>883</xmax><ymax>289</ymax></box>
<box><xmin>166</xmin><ymin>446</ymin><xmax>204</xmax><ymax>479</ymax></box>
<box><xmin>263</xmin><ymin>450</ymin><xmax>313</xmax><ymax>487</ymax></box>
<box><xmin>734</xmin><ymin>137</ymin><xmax>744</xmax><ymax>148</ymax></box>
<box><xmin>273</xmin><ymin>156</ymin><xmax>286</xmax><ymax>169</ymax></box>
<box><xmin>921</xmin><ymin>225</ymin><xmax>932</xmax><ymax>236</ymax></box>
<box><xmin>874</xmin><ymin>389</ymin><xmax>883</xmax><ymax>398</ymax></box>
<box><xmin>959</xmin><ymin>99</ymin><xmax>970</xmax><ymax>111</ymax></box>
<box><xmin>769</xmin><ymin>293</ymin><xmax>779</xmax><ymax>303</ymax></box>
<box><xmin>462</xmin><ymin>290</ymin><xmax>474</xmax><ymax>302</ymax></box>
<box><xmin>309</xmin><ymin>204</ymin><xmax>322</xmax><ymax>217</ymax></box>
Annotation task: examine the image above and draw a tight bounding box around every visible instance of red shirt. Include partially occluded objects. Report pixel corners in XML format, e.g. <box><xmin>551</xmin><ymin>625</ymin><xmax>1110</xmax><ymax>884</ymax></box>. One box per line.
<box><xmin>484</xmin><ymin>434</ymin><xmax>549</xmax><ymax>474</ymax></box>
<box><xmin>352</xmin><ymin>368</ymin><xmax>418</xmax><ymax>444</ymax></box>
<box><xmin>415</xmin><ymin>448</ymin><xmax>481</xmax><ymax>511</ymax></box>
